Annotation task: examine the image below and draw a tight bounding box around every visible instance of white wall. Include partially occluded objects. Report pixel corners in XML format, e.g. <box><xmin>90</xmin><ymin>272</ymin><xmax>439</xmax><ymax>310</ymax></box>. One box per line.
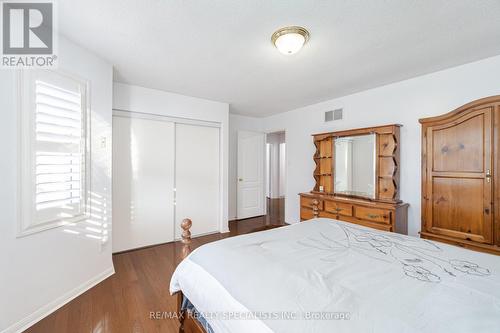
<box><xmin>0</xmin><ymin>37</ymin><xmax>114</xmax><ymax>333</ymax></box>
<box><xmin>258</xmin><ymin>55</ymin><xmax>500</xmax><ymax>236</ymax></box>
<box><xmin>113</xmin><ymin>83</ymin><xmax>230</xmax><ymax>231</ymax></box>
<box><xmin>228</xmin><ymin>114</ymin><xmax>263</xmax><ymax>219</ymax></box>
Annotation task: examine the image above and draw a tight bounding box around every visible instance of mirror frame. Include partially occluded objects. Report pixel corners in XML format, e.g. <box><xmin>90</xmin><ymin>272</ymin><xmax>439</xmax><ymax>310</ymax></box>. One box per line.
<box><xmin>311</xmin><ymin>124</ymin><xmax>402</xmax><ymax>204</ymax></box>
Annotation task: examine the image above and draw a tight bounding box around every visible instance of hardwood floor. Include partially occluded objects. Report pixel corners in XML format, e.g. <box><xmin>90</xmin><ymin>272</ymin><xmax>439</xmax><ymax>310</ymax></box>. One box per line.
<box><xmin>24</xmin><ymin>198</ymin><xmax>285</xmax><ymax>333</ymax></box>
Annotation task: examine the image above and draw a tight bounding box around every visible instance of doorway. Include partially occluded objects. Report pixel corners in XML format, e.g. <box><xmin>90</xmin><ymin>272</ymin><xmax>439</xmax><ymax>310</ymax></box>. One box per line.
<box><xmin>265</xmin><ymin>131</ymin><xmax>286</xmax><ymax>224</ymax></box>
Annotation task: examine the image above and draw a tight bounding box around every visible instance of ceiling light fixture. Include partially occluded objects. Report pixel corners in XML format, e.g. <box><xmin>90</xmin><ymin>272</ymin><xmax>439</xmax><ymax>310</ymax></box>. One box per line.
<box><xmin>271</xmin><ymin>26</ymin><xmax>310</xmax><ymax>55</ymax></box>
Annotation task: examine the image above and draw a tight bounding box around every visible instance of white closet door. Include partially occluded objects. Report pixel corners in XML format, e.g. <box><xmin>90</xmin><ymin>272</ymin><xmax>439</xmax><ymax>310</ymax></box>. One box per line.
<box><xmin>112</xmin><ymin>116</ymin><xmax>175</xmax><ymax>252</ymax></box>
<box><xmin>175</xmin><ymin>124</ymin><xmax>219</xmax><ymax>238</ymax></box>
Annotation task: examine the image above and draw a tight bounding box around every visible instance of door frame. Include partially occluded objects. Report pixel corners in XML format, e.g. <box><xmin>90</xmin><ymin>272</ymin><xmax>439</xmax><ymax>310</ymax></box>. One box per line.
<box><xmin>112</xmin><ymin>109</ymin><xmax>225</xmax><ymax>240</ymax></box>
<box><xmin>264</xmin><ymin>129</ymin><xmax>287</xmax><ymax>219</ymax></box>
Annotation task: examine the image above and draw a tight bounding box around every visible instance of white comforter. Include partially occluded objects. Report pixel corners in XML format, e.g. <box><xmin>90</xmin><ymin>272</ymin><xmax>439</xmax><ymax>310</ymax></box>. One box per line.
<box><xmin>170</xmin><ymin>218</ymin><xmax>500</xmax><ymax>333</ymax></box>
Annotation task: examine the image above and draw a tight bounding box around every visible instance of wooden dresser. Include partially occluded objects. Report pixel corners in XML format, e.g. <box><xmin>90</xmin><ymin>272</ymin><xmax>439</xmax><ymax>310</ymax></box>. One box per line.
<box><xmin>299</xmin><ymin>124</ymin><xmax>409</xmax><ymax>234</ymax></box>
<box><xmin>420</xmin><ymin>96</ymin><xmax>500</xmax><ymax>255</ymax></box>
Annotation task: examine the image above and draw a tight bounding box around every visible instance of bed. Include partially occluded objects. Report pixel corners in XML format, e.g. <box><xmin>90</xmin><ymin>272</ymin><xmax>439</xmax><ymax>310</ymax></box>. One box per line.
<box><xmin>170</xmin><ymin>218</ymin><xmax>500</xmax><ymax>333</ymax></box>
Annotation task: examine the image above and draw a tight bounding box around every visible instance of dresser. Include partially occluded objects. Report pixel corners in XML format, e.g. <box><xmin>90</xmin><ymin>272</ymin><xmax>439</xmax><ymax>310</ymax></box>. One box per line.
<box><xmin>300</xmin><ymin>193</ymin><xmax>408</xmax><ymax>233</ymax></box>
<box><xmin>299</xmin><ymin>124</ymin><xmax>409</xmax><ymax>234</ymax></box>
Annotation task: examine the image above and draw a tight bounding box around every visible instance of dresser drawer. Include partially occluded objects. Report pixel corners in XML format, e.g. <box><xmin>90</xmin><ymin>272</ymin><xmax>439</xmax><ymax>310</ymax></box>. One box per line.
<box><xmin>355</xmin><ymin>206</ymin><xmax>391</xmax><ymax>224</ymax></box>
<box><xmin>300</xmin><ymin>196</ymin><xmax>323</xmax><ymax>210</ymax></box>
<box><xmin>341</xmin><ymin>216</ymin><xmax>393</xmax><ymax>232</ymax></box>
<box><xmin>319</xmin><ymin>211</ymin><xmax>338</xmax><ymax>219</ymax></box>
<box><xmin>324</xmin><ymin>201</ymin><xmax>353</xmax><ymax>217</ymax></box>
<box><xmin>300</xmin><ymin>207</ymin><xmax>315</xmax><ymax>221</ymax></box>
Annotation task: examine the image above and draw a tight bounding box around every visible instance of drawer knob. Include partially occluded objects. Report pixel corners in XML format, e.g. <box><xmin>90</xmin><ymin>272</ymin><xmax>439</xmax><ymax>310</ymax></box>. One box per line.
<box><xmin>367</xmin><ymin>213</ymin><xmax>380</xmax><ymax>219</ymax></box>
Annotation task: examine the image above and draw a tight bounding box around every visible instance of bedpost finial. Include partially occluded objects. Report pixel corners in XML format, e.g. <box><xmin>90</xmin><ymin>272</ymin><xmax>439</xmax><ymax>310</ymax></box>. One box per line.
<box><xmin>181</xmin><ymin>218</ymin><xmax>192</xmax><ymax>244</ymax></box>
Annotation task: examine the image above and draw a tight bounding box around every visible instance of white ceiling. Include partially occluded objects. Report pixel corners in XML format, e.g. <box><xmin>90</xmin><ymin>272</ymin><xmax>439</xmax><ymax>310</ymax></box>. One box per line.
<box><xmin>59</xmin><ymin>0</ymin><xmax>500</xmax><ymax>117</ymax></box>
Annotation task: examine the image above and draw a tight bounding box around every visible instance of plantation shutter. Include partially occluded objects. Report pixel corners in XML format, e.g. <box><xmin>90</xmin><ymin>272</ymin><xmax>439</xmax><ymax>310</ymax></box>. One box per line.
<box><xmin>33</xmin><ymin>73</ymin><xmax>88</xmax><ymax>225</ymax></box>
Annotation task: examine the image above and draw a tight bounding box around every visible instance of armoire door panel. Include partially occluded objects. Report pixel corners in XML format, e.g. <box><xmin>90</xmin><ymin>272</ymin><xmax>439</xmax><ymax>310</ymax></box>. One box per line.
<box><xmin>420</xmin><ymin>97</ymin><xmax>500</xmax><ymax>254</ymax></box>
<box><xmin>421</xmin><ymin>104</ymin><xmax>494</xmax><ymax>248</ymax></box>
<box><xmin>431</xmin><ymin>112</ymin><xmax>486</xmax><ymax>173</ymax></box>
<box><xmin>431</xmin><ymin>177</ymin><xmax>491</xmax><ymax>243</ymax></box>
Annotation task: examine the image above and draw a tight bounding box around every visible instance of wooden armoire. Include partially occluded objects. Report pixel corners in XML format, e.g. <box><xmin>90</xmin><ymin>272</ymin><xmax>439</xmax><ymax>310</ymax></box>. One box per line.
<box><xmin>420</xmin><ymin>96</ymin><xmax>500</xmax><ymax>255</ymax></box>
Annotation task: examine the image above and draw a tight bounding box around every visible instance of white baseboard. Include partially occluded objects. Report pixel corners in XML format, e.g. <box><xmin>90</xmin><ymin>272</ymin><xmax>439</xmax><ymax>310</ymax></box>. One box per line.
<box><xmin>2</xmin><ymin>267</ymin><xmax>115</xmax><ymax>333</ymax></box>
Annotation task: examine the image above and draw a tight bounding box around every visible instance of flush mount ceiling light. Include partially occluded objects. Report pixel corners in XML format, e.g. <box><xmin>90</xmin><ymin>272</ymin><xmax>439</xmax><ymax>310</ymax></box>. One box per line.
<box><xmin>271</xmin><ymin>26</ymin><xmax>310</xmax><ymax>55</ymax></box>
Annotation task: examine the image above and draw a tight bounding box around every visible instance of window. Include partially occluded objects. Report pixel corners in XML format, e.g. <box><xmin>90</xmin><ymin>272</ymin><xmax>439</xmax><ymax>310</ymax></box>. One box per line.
<box><xmin>18</xmin><ymin>70</ymin><xmax>89</xmax><ymax>236</ymax></box>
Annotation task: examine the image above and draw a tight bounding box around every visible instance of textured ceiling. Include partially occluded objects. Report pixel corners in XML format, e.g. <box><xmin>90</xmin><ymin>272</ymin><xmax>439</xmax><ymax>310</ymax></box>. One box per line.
<box><xmin>59</xmin><ymin>0</ymin><xmax>500</xmax><ymax>117</ymax></box>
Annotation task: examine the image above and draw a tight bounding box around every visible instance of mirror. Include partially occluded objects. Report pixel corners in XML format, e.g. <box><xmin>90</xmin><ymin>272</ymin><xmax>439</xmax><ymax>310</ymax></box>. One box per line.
<box><xmin>334</xmin><ymin>133</ymin><xmax>376</xmax><ymax>199</ymax></box>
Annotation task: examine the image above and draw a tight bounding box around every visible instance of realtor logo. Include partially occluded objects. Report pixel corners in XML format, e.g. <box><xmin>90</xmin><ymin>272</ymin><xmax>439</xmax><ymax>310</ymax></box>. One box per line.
<box><xmin>1</xmin><ymin>0</ymin><xmax>57</xmax><ymax>68</ymax></box>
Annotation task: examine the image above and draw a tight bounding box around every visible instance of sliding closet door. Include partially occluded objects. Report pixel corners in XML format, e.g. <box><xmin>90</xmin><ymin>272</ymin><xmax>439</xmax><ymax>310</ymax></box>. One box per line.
<box><xmin>112</xmin><ymin>116</ymin><xmax>175</xmax><ymax>252</ymax></box>
<box><xmin>175</xmin><ymin>124</ymin><xmax>220</xmax><ymax>238</ymax></box>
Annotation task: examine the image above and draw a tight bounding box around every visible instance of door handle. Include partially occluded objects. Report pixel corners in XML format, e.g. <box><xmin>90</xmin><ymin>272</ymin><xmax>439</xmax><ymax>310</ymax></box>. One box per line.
<box><xmin>486</xmin><ymin>169</ymin><xmax>491</xmax><ymax>183</ymax></box>
<box><xmin>238</xmin><ymin>178</ymin><xmax>243</xmax><ymax>182</ymax></box>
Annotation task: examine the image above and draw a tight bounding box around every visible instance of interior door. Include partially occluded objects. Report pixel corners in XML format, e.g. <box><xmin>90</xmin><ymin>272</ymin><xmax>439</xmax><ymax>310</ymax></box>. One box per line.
<box><xmin>425</xmin><ymin>107</ymin><xmax>493</xmax><ymax>243</ymax></box>
<box><xmin>175</xmin><ymin>123</ymin><xmax>220</xmax><ymax>238</ymax></box>
<box><xmin>112</xmin><ymin>116</ymin><xmax>175</xmax><ymax>252</ymax></box>
<box><xmin>237</xmin><ymin>131</ymin><xmax>265</xmax><ymax>219</ymax></box>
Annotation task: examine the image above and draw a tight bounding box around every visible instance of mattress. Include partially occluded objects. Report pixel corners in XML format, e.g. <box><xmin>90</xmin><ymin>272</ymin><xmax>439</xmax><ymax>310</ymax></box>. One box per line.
<box><xmin>170</xmin><ymin>218</ymin><xmax>500</xmax><ymax>333</ymax></box>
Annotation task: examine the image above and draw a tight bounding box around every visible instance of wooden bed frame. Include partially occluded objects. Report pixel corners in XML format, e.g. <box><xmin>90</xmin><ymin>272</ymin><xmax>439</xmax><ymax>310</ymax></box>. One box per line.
<box><xmin>174</xmin><ymin>220</ymin><xmax>284</xmax><ymax>333</ymax></box>
<box><xmin>176</xmin><ymin>291</ymin><xmax>206</xmax><ymax>333</ymax></box>
<box><xmin>175</xmin><ymin>219</ymin><xmax>208</xmax><ymax>333</ymax></box>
